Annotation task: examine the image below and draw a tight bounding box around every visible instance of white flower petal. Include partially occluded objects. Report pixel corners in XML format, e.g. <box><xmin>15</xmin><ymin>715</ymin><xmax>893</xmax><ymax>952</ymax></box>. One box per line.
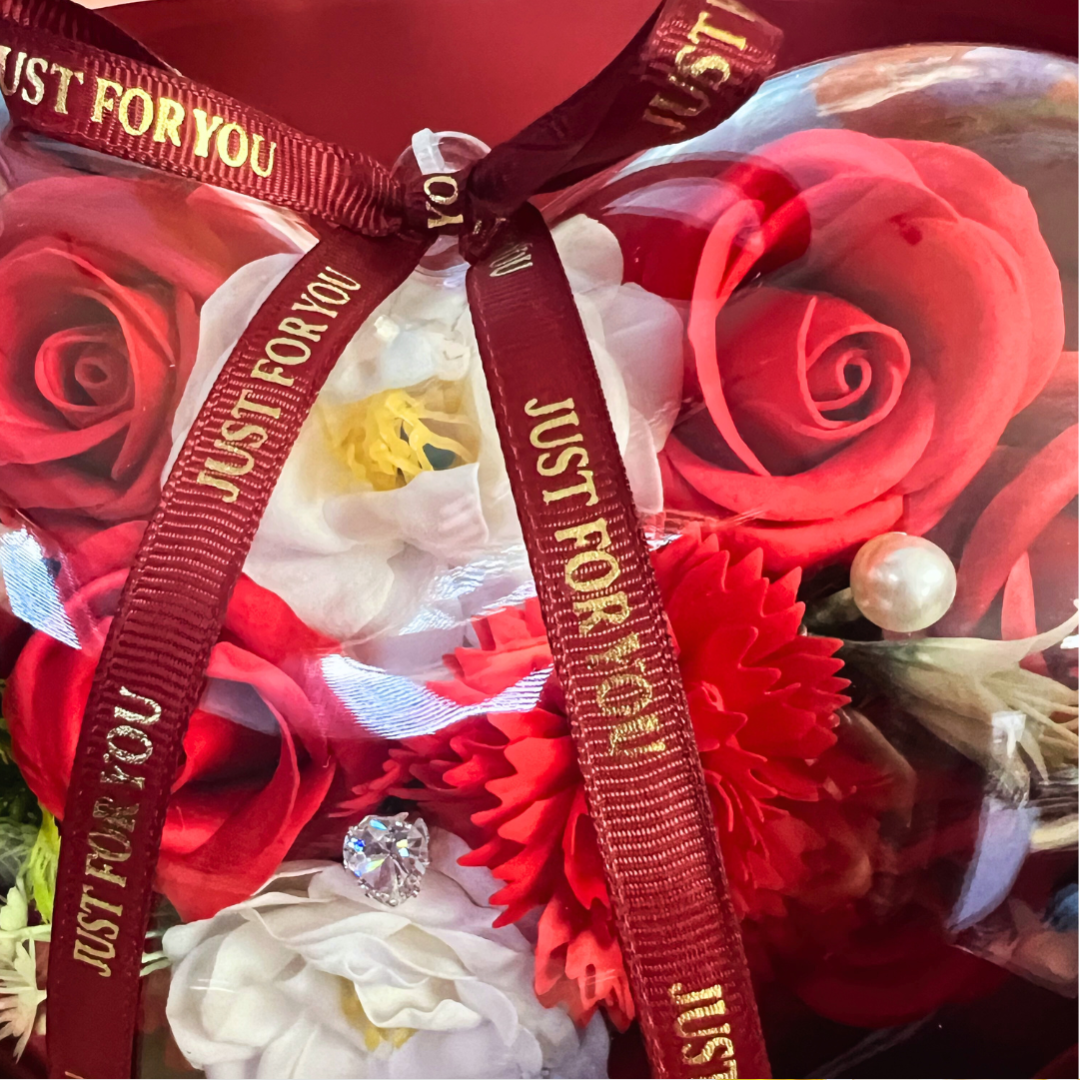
<box><xmin>255</xmin><ymin>1014</ymin><xmax>363</xmax><ymax>1080</ymax></box>
<box><xmin>167</xmin><ymin>253</ymin><xmax>303</xmax><ymax>477</ymax></box>
<box><xmin>596</xmin><ymin>281</ymin><xmax>684</xmax><ymax>447</ymax></box>
<box><xmin>244</xmin><ymin>544</ymin><xmax>398</xmax><ymax>643</ymax></box>
<box><xmin>165</xmin><ymin>829</ymin><xmax>608</xmax><ymax>1079</ymax></box>
<box><xmin>324</xmin><ymin>465</ymin><xmax>489</xmax><ymax>560</ymax></box>
<box><xmin>552</xmin><ymin>215</ymin><xmax>624</xmax><ymax>294</ymax></box>
<box><xmin>182</xmin><ymin>217</ymin><xmax>682</xmax><ymax>642</ymax></box>
<box><xmin>356</xmin><ymin>985</ymin><xmax>481</xmax><ymax>1033</ymax></box>
<box><xmin>622</xmin><ymin>407</ymin><xmax>666</xmax><ymax>514</ymax></box>
<box><xmin>386</xmin><ymin>1025</ymin><xmax>538</xmax><ymax>1080</ymax></box>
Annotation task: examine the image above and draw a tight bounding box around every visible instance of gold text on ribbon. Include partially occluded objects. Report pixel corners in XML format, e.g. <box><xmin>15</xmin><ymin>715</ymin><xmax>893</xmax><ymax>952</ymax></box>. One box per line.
<box><xmin>525</xmin><ymin>396</ymin><xmax>665</xmax><ymax>759</ymax></box>
<box><xmin>669</xmin><ymin>982</ymin><xmax>738</xmax><ymax>1078</ymax></box>
<box><xmin>196</xmin><ymin>266</ymin><xmax>361</xmax><ymax>503</ymax></box>
<box><xmin>71</xmin><ymin>687</ymin><xmax>162</xmax><ymax>977</ymax></box>
<box><xmin>0</xmin><ymin>44</ymin><xmax>276</xmax><ymax>176</ymax></box>
<box><xmin>643</xmin><ymin>0</ymin><xmax>756</xmax><ymax>132</ymax></box>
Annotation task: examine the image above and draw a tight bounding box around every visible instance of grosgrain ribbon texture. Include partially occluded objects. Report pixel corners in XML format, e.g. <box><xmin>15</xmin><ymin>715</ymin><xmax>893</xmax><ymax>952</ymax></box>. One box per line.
<box><xmin>468</xmin><ymin>205</ymin><xmax>769</xmax><ymax>1080</ymax></box>
<box><xmin>0</xmin><ymin>14</ymin><xmax>404</xmax><ymax>234</ymax></box>
<box><xmin>0</xmin><ymin>1</ymin><xmax>782</xmax><ymax>1077</ymax></box>
<box><xmin>46</xmin><ymin>232</ymin><xmax>427</xmax><ymax>1080</ymax></box>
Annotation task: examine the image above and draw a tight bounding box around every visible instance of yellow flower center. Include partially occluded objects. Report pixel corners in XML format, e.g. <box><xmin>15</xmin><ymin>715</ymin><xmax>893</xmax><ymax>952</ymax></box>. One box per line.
<box><xmin>338</xmin><ymin>978</ymin><xmax>415</xmax><ymax>1051</ymax></box>
<box><xmin>322</xmin><ymin>383</ymin><xmax>476</xmax><ymax>492</ymax></box>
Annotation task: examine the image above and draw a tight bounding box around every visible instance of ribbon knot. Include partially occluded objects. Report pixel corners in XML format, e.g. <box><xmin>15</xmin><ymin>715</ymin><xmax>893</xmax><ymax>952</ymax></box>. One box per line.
<box><xmin>393</xmin><ymin>129</ymin><xmax>550</xmax><ymax>266</ymax></box>
<box><xmin>393</xmin><ymin>128</ymin><xmax>496</xmax><ymax>253</ymax></box>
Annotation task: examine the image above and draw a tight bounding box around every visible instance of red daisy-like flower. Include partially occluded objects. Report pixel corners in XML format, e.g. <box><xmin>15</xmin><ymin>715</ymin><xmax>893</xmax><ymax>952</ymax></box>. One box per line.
<box><xmin>385</xmin><ymin>526</ymin><xmax>875</xmax><ymax>1026</ymax></box>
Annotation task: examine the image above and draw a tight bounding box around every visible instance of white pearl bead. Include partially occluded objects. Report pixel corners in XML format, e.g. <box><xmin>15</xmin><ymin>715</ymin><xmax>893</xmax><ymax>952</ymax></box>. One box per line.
<box><xmin>850</xmin><ymin>532</ymin><xmax>957</xmax><ymax>633</ymax></box>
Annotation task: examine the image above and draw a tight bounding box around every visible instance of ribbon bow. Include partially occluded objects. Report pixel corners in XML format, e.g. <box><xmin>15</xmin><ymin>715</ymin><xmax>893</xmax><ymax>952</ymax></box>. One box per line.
<box><xmin>0</xmin><ymin>1</ymin><xmax>781</xmax><ymax>1076</ymax></box>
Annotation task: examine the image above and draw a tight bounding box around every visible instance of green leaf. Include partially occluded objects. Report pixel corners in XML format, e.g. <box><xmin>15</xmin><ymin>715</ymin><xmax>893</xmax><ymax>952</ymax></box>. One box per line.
<box><xmin>26</xmin><ymin>810</ymin><xmax>59</xmax><ymax>923</ymax></box>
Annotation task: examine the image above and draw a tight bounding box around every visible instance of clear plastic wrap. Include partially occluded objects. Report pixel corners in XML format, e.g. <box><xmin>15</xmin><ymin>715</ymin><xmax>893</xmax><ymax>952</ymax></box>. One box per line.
<box><xmin>0</xmin><ymin>43</ymin><xmax>1073</xmax><ymax>1080</ymax></box>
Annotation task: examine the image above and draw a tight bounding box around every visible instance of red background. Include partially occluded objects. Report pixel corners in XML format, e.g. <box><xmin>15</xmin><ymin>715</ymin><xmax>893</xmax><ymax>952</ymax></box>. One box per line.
<box><xmin>106</xmin><ymin>0</ymin><xmax>1078</xmax><ymax>165</ymax></box>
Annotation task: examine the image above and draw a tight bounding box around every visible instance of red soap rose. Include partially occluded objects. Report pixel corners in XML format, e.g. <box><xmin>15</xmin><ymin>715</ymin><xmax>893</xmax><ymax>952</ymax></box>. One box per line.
<box><xmin>932</xmin><ymin>350</ymin><xmax>1078</xmax><ymax>659</ymax></box>
<box><xmin>0</xmin><ymin>174</ymin><xmax>293</xmax><ymax>523</ymax></box>
<box><xmin>4</xmin><ymin>524</ymin><xmax>338</xmax><ymax>920</ymax></box>
<box><xmin>791</xmin><ymin>908</ymin><xmax>1003</xmax><ymax>1029</ymax></box>
<box><xmin>600</xmin><ymin>129</ymin><xmax>1063</xmax><ymax>571</ymax></box>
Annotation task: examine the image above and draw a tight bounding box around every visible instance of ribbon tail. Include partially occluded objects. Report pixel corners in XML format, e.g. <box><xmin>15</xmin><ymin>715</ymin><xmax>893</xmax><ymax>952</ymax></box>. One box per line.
<box><xmin>466</xmin><ymin>0</ymin><xmax>781</xmax><ymax>253</ymax></box>
<box><xmin>47</xmin><ymin>230</ymin><xmax>426</xmax><ymax>1080</ymax></box>
<box><xmin>466</xmin><ymin>204</ymin><xmax>770</xmax><ymax>1080</ymax></box>
<box><xmin>0</xmin><ymin>0</ymin><xmax>404</xmax><ymax>236</ymax></box>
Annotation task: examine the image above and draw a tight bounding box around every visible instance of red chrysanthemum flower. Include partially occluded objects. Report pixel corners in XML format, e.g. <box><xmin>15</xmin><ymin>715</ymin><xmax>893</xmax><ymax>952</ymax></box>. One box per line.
<box><xmin>383</xmin><ymin>526</ymin><xmax>883</xmax><ymax>1026</ymax></box>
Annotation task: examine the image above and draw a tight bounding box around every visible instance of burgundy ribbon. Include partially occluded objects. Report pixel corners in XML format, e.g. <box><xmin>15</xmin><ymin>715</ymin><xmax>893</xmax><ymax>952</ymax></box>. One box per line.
<box><xmin>0</xmin><ymin>1</ymin><xmax>781</xmax><ymax>1076</ymax></box>
<box><xmin>468</xmin><ymin>205</ymin><xmax>770</xmax><ymax>1080</ymax></box>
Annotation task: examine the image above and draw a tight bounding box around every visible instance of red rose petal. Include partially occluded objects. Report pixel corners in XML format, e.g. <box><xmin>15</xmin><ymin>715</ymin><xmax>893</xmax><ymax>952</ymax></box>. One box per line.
<box><xmin>940</xmin><ymin>424</ymin><xmax>1079</xmax><ymax>635</ymax></box>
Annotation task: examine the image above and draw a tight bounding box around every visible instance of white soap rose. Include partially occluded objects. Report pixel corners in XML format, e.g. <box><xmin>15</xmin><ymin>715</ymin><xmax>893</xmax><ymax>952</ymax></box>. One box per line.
<box><xmin>170</xmin><ymin>217</ymin><xmax>683</xmax><ymax>641</ymax></box>
<box><xmin>163</xmin><ymin>831</ymin><xmax>609</xmax><ymax>1080</ymax></box>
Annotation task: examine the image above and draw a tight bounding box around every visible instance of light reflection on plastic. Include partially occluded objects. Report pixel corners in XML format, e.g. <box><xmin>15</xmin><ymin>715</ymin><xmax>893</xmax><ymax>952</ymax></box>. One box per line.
<box><xmin>397</xmin><ymin>606</ymin><xmax>460</xmax><ymax>635</ymax></box>
<box><xmin>398</xmin><ymin>554</ymin><xmax>537</xmax><ymax>636</ymax></box>
<box><xmin>395</xmin><ymin>536</ymin><xmax>673</xmax><ymax>638</ymax></box>
<box><xmin>0</xmin><ymin>530</ymin><xmax>79</xmax><ymax>649</ymax></box>
<box><xmin>322</xmin><ymin>654</ymin><xmax>553</xmax><ymax>738</ymax></box>
<box><xmin>950</xmin><ymin>796</ymin><xmax>1037</xmax><ymax>931</ymax></box>
<box><xmin>646</xmin><ymin>531</ymin><xmax>680</xmax><ymax>550</ymax></box>
<box><xmin>475</xmin><ymin>578</ymin><xmax>537</xmax><ymax>616</ymax></box>
<box><xmin>425</xmin><ymin>556</ymin><xmax>524</xmax><ymax>603</ymax></box>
